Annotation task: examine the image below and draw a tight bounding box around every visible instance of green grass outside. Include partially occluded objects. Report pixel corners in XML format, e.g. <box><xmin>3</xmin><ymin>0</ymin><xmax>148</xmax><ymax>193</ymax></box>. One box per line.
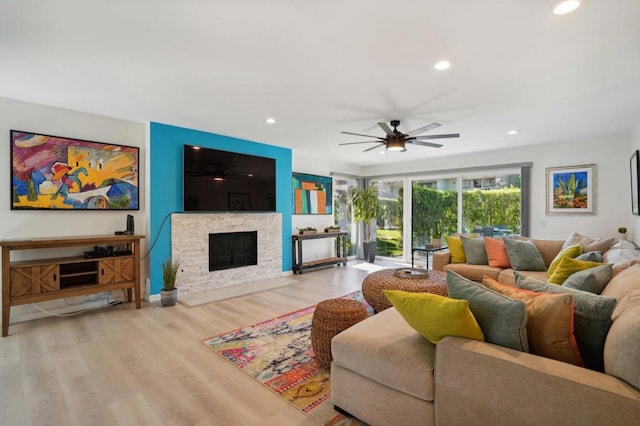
<box><xmin>376</xmin><ymin>229</ymin><xmax>403</xmax><ymax>256</ymax></box>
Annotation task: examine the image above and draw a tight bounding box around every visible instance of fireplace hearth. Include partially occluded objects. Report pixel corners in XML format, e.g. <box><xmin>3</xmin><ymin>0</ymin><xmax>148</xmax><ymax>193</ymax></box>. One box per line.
<box><xmin>209</xmin><ymin>231</ymin><xmax>258</xmax><ymax>271</ymax></box>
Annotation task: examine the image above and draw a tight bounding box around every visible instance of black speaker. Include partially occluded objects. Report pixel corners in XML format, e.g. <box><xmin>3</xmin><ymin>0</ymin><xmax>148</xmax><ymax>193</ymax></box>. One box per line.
<box><xmin>125</xmin><ymin>214</ymin><xmax>134</xmax><ymax>235</ymax></box>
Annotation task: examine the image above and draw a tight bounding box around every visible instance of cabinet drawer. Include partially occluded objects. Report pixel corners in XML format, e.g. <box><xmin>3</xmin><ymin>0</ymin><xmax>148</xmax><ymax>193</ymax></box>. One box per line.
<box><xmin>10</xmin><ymin>264</ymin><xmax>60</xmax><ymax>296</ymax></box>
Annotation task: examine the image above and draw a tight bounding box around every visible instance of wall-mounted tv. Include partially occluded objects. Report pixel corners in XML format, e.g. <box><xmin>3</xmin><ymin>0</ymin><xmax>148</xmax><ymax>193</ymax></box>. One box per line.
<box><xmin>183</xmin><ymin>145</ymin><xmax>276</xmax><ymax>212</ymax></box>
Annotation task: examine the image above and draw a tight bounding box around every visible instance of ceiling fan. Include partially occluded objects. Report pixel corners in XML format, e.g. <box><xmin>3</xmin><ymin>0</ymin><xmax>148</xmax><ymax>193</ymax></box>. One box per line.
<box><xmin>339</xmin><ymin>120</ymin><xmax>460</xmax><ymax>152</ymax></box>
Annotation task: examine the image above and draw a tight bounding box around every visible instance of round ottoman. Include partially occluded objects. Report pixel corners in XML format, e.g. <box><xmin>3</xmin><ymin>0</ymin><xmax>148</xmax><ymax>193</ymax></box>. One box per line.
<box><xmin>311</xmin><ymin>298</ymin><xmax>368</xmax><ymax>369</ymax></box>
<box><xmin>362</xmin><ymin>268</ymin><xmax>448</xmax><ymax>312</ymax></box>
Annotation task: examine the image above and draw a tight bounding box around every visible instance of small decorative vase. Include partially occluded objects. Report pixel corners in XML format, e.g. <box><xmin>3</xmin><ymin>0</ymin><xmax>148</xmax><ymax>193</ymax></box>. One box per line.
<box><xmin>161</xmin><ymin>288</ymin><xmax>178</xmax><ymax>306</ymax></box>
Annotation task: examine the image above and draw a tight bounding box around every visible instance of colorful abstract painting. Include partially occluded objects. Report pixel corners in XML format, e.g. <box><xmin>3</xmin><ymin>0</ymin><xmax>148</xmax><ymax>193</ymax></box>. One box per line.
<box><xmin>546</xmin><ymin>164</ymin><xmax>595</xmax><ymax>214</ymax></box>
<box><xmin>292</xmin><ymin>172</ymin><xmax>332</xmax><ymax>215</ymax></box>
<box><xmin>11</xmin><ymin>130</ymin><xmax>139</xmax><ymax>210</ymax></box>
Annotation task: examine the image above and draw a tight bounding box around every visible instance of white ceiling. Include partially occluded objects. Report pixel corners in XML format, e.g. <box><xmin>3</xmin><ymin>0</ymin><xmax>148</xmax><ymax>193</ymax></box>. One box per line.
<box><xmin>1</xmin><ymin>1</ymin><xmax>639</xmax><ymax>166</ymax></box>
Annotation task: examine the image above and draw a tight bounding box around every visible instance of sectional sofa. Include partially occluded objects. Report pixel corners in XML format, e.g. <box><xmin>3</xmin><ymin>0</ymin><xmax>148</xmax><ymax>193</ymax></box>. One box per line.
<box><xmin>330</xmin><ymin>235</ymin><xmax>640</xmax><ymax>425</ymax></box>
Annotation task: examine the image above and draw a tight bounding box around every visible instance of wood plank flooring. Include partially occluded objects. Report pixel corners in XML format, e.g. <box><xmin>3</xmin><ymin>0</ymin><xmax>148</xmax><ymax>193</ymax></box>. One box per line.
<box><xmin>0</xmin><ymin>261</ymin><xmax>394</xmax><ymax>426</ymax></box>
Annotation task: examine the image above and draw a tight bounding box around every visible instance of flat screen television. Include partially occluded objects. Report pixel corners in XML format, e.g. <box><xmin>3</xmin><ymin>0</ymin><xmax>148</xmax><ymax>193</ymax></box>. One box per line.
<box><xmin>183</xmin><ymin>145</ymin><xmax>276</xmax><ymax>212</ymax></box>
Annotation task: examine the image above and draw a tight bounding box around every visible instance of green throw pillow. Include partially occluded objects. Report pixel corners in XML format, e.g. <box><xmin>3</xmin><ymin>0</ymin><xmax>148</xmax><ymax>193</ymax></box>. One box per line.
<box><xmin>446</xmin><ymin>270</ymin><xmax>529</xmax><ymax>352</ymax></box>
<box><xmin>503</xmin><ymin>238</ymin><xmax>546</xmax><ymax>271</ymax></box>
<box><xmin>547</xmin><ymin>244</ymin><xmax>583</xmax><ymax>277</ymax></box>
<box><xmin>562</xmin><ymin>264</ymin><xmax>612</xmax><ymax>294</ymax></box>
<box><xmin>383</xmin><ymin>289</ymin><xmax>484</xmax><ymax>344</ymax></box>
<box><xmin>461</xmin><ymin>236</ymin><xmax>488</xmax><ymax>265</ymax></box>
<box><xmin>548</xmin><ymin>256</ymin><xmax>604</xmax><ymax>284</ymax></box>
<box><xmin>515</xmin><ymin>272</ymin><xmax>616</xmax><ymax>372</ymax></box>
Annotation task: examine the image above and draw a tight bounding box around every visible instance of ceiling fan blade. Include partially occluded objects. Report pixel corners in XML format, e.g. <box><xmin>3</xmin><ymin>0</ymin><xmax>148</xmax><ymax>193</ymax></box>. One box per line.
<box><xmin>339</xmin><ymin>140</ymin><xmax>382</xmax><ymax>146</ymax></box>
<box><xmin>363</xmin><ymin>143</ymin><xmax>386</xmax><ymax>152</ymax></box>
<box><xmin>406</xmin><ymin>123</ymin><xmax>441</xmax><ymax>136</ymax></box>
<box><xmin>410</xmin><ymin>140</ymin><xmax>444</xmax><ymax>148</ymax></box>
<box><xmin>377</xmin><ymin>122</ymin><xmax>394</xmax><ymax>136</ymax></box>
<box><xmin>341</xmin><ymin>131</ymin><xmax>385</xmax><ymax>139</ymax></box>
<box><xmin>414</xmin><ymin>133</ymin><xmax>460</xmax><ymax>140</ymax></box>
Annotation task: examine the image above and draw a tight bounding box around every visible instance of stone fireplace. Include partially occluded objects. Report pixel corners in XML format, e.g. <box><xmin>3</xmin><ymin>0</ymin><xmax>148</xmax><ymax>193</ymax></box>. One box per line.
<box><xmin>171</xmin><ymin>213</ymin><xmax>283</xmax><ymax>295</ymax></box>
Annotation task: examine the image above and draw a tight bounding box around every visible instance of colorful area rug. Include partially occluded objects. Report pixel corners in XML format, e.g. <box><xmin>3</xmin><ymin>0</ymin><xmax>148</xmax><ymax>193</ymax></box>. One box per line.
<box><xmin>202</xmin><ymin>292</ymin><xmax>371</xmax><ymax>425</ymax></box>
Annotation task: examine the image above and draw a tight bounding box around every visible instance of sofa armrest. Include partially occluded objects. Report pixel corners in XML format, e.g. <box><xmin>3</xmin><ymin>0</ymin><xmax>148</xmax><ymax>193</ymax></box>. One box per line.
<box><xmin>432</xmin><ymin>250</ymin><xmax>450</xmax><ymax>271</ymax></box>
<box><xmin>435</xmin><ymin>337</ymin><xmax>640</xmax><ymax>425</ymax></box>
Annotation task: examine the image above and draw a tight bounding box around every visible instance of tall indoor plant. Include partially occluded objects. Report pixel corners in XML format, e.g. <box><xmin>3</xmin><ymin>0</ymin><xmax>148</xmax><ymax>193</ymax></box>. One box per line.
<box><xmin>350</xmin><ymin>186</ymin><xmax>380</xmax><ymax>263</ymax></box>
<box><xmin>161</xmin><ymin>258</ymin><xmax>180</xmax><ymax>307</ymax></box>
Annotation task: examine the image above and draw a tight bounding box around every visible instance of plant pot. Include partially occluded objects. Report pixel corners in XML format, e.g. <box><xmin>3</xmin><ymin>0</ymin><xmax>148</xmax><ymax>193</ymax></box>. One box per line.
<box><xmin>161</xmin><ymin>289</ymin><xmax>177</xmax><ymax>307</ymax></box>
<box><xmin>363</xmin><ymin>241</ymin><xmax>377</xmax><ymax>263</ymax></box>
<box><xmin>432</xmin><ymin>238</ymin><xmax>442</xmax><ymax>246</ymax></box>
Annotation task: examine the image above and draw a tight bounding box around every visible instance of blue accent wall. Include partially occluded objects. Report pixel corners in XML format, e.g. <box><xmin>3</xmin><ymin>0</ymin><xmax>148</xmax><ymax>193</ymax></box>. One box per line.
<box><xmin>149</xmin><ymin>122</ymin><xmax>292</xmax><ymax>295</ymax></box>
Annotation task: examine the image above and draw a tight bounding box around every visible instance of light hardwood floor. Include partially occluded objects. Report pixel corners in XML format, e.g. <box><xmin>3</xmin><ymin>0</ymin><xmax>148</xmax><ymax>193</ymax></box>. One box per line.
<box><xmin>0</xmin><ymin>261</ymin><xmax>397</xmax><ymax>426</ymax></box>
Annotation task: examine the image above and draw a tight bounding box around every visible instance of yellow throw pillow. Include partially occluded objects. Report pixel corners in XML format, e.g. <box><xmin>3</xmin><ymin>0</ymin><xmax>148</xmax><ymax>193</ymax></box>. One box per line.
<box><xmin>444</xmin><ymin>236</ymin><xmax>466</xmax><ymax>263</ymax></box>
<box><xmin>383</xmin><ymin>289</ymin><xmax>484</xmax><ymax>344</ymax></box>
<box><xmin>548</xmin><ymin>256</ymin><xmax>604</xmax><ymax>285</ymax></box>
<box><xmin>547</xmin><ymin>244</ymin><xmax>583</xmax><ymax>277</ymax></box>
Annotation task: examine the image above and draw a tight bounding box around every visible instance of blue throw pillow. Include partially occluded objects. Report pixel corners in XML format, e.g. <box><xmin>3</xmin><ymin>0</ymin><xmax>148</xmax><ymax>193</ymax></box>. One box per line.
<box><xmin>447</xmin><ymin>270</ymin><xmax>529</xmax><ymax>352</ymax></box>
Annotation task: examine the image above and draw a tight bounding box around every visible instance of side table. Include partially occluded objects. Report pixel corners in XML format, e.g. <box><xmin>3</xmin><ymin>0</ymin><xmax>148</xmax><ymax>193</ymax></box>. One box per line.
<box><xmin>411</xmin><ymin>244</ymin><xmax>447</xmax><ymax>269</ymax></box>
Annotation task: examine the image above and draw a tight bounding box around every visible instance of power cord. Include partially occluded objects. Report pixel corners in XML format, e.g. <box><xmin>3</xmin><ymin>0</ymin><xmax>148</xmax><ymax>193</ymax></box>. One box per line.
<box><xmin>31</xmin><ymin>290</ymin><xmax>128</xmax><ymax>317</ymax></box>
<box><xmin>140</xmin><ymin>211</ymin><xmax>175</xmax><ymax>260</ymax></box>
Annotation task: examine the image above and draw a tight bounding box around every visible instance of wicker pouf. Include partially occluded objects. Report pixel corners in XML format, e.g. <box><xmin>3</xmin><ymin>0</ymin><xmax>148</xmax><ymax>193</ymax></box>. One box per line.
<box><xmin>311</xmin><ymin>298</ymin><xmax>368</xmax><ymax>369</ymax></box>
<box><xmin>362</xmin><ymin>268</ymin><xmax>448</xmax><ymax>313</ymax></box>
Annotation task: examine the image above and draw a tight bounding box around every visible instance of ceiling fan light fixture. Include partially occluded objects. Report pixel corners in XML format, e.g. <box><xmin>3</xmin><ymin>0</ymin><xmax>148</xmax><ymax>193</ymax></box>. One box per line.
<box><xmin>434</xmin><ymin>60</ymin><xmax>452</xmax><ymax>71</ymax></box>
<box><xmin>386</xmin><ymin>139</ymin><xmax>406</xmax><ymax>152</ymax></box>
<box><xmin>553</xmin><ymin>0</ymin><xmax>580</xmax><ymax>15</ymax></box>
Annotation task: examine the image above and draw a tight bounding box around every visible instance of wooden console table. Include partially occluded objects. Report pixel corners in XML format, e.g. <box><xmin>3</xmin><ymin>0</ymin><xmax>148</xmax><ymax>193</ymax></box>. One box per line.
<box><xmin>1</xmin><ymin>234</ymin><xmax>144</xmax><ymax>337</ymax></box>
<box><xmin>292</xmin><ymin>232</ymin><xmax>348</xmax><ymax>274</ymax></box>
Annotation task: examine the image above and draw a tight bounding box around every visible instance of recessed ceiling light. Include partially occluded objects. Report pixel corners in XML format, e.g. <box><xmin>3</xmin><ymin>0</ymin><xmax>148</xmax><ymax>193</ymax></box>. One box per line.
<box><xmin>434</xmin><ymin>60</ymin><xmax>452</xmax><ymax>71</ymax></box>
<box><xmin>507</xmin><ymin>129</ymin><xmax>519</xmax><ymax>135</ymax></box>
<box><xmin>265</xmin><ymin>117</ymin><xmax>276</xmax><ymax>124</ymax></box>
<box><xmin>192</xmin><ymin>146</ymin><xmax>201</xmax><ymax>150</ymax></box>
<box><xmin>553</xmin><ymin>0</ymin><xmax>580</xmax><ymax>15</ymax></box>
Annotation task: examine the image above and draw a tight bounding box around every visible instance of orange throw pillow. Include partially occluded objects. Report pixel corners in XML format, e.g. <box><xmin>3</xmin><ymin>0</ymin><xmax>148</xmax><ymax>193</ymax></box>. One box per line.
<box><xmin>484</xmin><ymin>237</ymin><xmax>511</xmax><ymax>268</ymax></box>
<box><xmin>482</xmin><ymin>277</ymin><xmax>583</xmax><ymax>366</ymax></box>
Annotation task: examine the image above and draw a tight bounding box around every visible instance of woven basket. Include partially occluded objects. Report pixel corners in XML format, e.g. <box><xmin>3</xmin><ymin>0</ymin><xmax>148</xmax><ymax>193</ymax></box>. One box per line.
<box><xmin>362</xmin><ymin>269</ymin><xmax>448</xmax><ymax>312</ymax></box>
<box><xmin>311</xmin><ymin>298</ymin><xmax>368</xmax><ymax>369</ymax></box>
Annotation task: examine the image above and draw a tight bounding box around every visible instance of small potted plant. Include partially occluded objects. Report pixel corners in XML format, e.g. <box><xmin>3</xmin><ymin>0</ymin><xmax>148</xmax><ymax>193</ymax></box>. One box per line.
<box><xmin>298</xmin><ymin>227</ymin><xmax>318</xmax><ymax>235</ymax></box>
<box><xmin>324</xmin><ymin>225</ymin><xmax>341</xmax><ymax>233</ymax></box>
<box><xmin>431</xmin><ymin>222</ymin><xmax>442</xmax><ymax>246</ymax></box>
<box><xmin>161</xmin><ymin>258</ymin><xmax>180</xmax><ymax>307</ymax></box>
<box><xmin>618</xmin><ymin>227</ymin><xmax>627</xmax><ymax>240</ymax></box>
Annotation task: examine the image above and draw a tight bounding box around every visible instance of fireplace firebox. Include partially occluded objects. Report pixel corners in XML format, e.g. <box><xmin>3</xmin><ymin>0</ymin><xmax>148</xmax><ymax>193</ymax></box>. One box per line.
<box><xmin>209</xmin><ymin>231</ymin><xmax>258</xmax><ymax>271</ymax></box>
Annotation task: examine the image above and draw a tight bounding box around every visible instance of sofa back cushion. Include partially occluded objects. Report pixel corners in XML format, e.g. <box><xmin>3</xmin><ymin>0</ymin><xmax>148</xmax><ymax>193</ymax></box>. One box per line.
<box><xmin>562</xmin><ymin>232</ymin><xmax>615</xmax><ymax>254</ymax></box>
<box><xmin>601</xmin><ymin>264</ymin><xmax>640</xmax><ymax>319</ymax></box>
<box><xmin>604</xmin><ymin>308</ymin><xmax>640</xmax><ymax>390</ymax></box>
<box><xmin>528</xmin><ymin>238</ymin><xmax>565</xmax><ymax>268</ymax></box>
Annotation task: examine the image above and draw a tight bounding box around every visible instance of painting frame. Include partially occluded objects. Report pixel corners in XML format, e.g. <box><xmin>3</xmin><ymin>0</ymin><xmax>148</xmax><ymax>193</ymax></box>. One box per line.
<box><xmin>10</xmin><ymin>130</ymin><xmax>139</xmax><ymax>210</ymax></box>
<box><xmin>228</xmin><ymin>192</ymin><xmax>251</xmax><ymax>211</ymax></box>
<box><xmin>631</xmin><ymin>150</ymin><xmax>640</xmax><ymax>215</ymax></box>
<box><xmin>545</xmin><ymin>164</ymin><xmax>596</xmax><ymax>215</ymax></box>
<box><xmin>292</xmin><ymin>172</ymin><xmax>333</xmax><ymax>215</ymax></box>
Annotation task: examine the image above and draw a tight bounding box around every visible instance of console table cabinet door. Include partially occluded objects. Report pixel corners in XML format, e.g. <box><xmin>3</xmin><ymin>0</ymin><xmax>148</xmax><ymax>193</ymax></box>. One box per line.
<box><xmin>99</xmin><ymin>258</ymin><xmax>134</xmax><ymax>284</ymax></box>
<box><xmin>10</xmin><ymin>264</ymin><xmax>59</xmax><ymax>296</ymax></box>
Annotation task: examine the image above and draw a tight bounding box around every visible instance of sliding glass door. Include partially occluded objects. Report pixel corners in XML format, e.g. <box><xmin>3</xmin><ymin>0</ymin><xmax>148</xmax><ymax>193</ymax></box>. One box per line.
<box><xmin>370</xmin><ymin>179</ymin><xmax>403</xmax><ymax>258</ymax></box>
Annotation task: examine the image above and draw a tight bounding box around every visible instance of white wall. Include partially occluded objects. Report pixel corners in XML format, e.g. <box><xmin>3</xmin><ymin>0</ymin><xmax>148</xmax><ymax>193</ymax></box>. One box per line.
<box><xmin>0</xmin><ymin>97</ymin><xmax>146</xmax><ymax>324</ymax></box>
<box><xmin>362</xmin><ymin>134</ymin><xmax>632</xmax><ymax>240</ymax></box>
<box><xmin>631</xmin><ymin>118</ymin><xmax>640</xmax><ymax>244</ymax></box>
<box><xmin>291</xmin><ymin>153</ymin><xmax>360</xmax><ymax>261</ymax></box>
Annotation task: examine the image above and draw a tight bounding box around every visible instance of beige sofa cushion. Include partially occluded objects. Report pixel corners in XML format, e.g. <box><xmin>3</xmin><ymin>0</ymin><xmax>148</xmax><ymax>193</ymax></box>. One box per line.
<box><xmin>331</xmin><ymin>307</ymin><xmax>436</xmax><ymax>401</ymax></box>
<box><xmin>498</xmin><ymin>269</ymin><xmax>548</xmax><ymax>286</ymax></box>
<box><xmin>601</xmin><ymin>263</ymin><xmax>640</xmax><ymax>319</ymax></box>
<box><xmin>604</xmin><ymin>308</ymin><xmax>640</xmax><ymax>390</ymax></box>
<box><xmin>563</xmin><ymin>232</ymin><xmax>616</xmax><ymax>253</ymax></box>
<box><xmin>443</xmin><ymin>263</ymin><xmax>502</xmax><ymax>282</ymax></box>
<box><xmin>529</xmin><ymin>238</ymin><xmax>565</xmax><ymax>268</ymax></box>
